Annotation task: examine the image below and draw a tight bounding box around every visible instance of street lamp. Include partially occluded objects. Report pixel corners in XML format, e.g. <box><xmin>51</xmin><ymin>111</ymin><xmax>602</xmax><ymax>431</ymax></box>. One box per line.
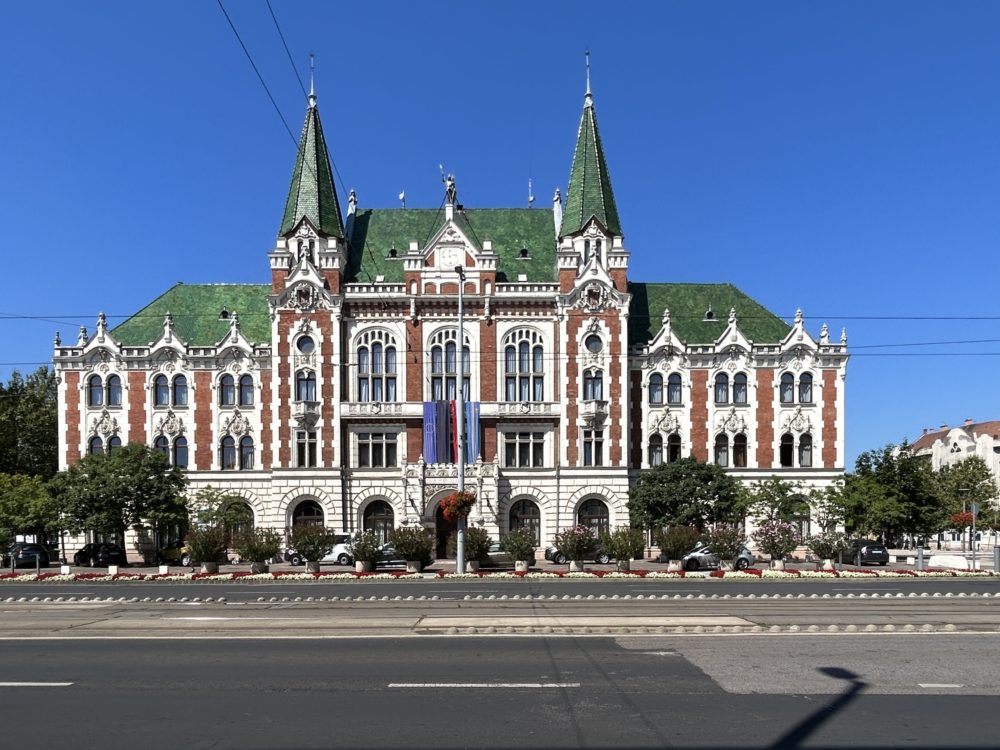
<box><xmin>454</xmin><ymin>265</ymin><xmax>467</xmax><ymax>575</ymax></box>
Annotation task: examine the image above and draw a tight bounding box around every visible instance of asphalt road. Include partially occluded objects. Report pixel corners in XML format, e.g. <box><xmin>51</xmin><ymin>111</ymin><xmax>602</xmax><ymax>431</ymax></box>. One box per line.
<box><xmin>1</xmin><ymin>636</ymin><xmax>996</xmax><ymax>749</ymax></box>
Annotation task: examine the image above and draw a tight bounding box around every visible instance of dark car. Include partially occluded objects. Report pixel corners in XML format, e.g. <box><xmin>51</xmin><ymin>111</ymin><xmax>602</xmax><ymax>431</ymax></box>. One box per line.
<box><xmin>375</xmin><ymin>543</ymin><xmax>433</xmax><ymax>569</ymax></box>
<box><xmin>73</xmin><ymin>543</ymin><xmax>129</xmax><ymax>567</ymax></box>
<box><xmin>543</xmin><ymin>544</ymin><xmax>611</xmax><ymax>566</ymax></box>
<box><xmin>849</xmin><ymin>539</ymin><xmax>889</xmax><ymax>566</ymax></box>
<box><xmin>3</xmin><ymin>543</ymin><xmax>51</xmax><ymax>568</ymax></box>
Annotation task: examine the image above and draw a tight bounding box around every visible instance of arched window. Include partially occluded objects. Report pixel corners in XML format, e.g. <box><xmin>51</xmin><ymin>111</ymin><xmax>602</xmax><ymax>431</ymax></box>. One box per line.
<box><xmin>107</xmin><ymin>436</ymin><xmax>122</xmax><ymax>455</ymax></box>
<box><xmin>363</xmin><ymin>500</ymin><xmax>394</xmax><ymax>545</ymax></box>
<box><xmin>356</xmin><ymin>330</ymin><xmax>398</xmax><ymax>402</ymax></box>
<box><xmin>172</xmin><ymin>375</ymin><xmax>188</xmax><ymax>407</ymax></box>
<box><xmin>153</xmin><ymin>375</ymin><xmax>169</xmax><ymax>407</ymax></box>
<box><xmin>503</xmin><ymin>329</ymin><xmax>544</xmax><ymax>402</ymax></box>
<box><xmin>509</xmin><ymin>499</ymin><xmax>541</xmax><ymax>545</ymax></box>
<box><xmin>649</xmin><ymin>374</ymin><xmax>663</xmax><ymax>405</ymax></box>
<box><xmin>714</xmin><ymin>373</ymin><xmax>729</xmax><ymax>404</ymax></box>
<box><xmin>239</xmin><ymin>375</ymin><xmax>254</xmax><ymax>406</ymax></box>
<box><xmin>88</xmin><ymin>436</ymin><xmax>103</xmax><ymax>455</ymax></box>
<box><xmin>220</xmin><ymin>436</ymin><xmax>236</xmax><ymax>470</ymax></box>
<box><xmin>292</xmin><ymin>499</ymin><xmax>324</xmax><ymax>527</ymax></box>
<box><xmin>106</xmin><ymin>375</ymin><xmax>122</xmax><ymax>407</ymax></box>
<box><xmin>295</xmin><ymin>370</ymin><xmax>316</xmax><ymax>401</ymax></box>
<box><xmin>799</xmin><ymin>433</ymin><xmax>813</xmax><ymax>467</ymax></box>
<box><xmin>780</xmin><ymin>433</ymin><xmax>794</xmax><ymax>467</ymax></box>
<box><xmin>219</xmin><ymin>375</ymin><xmax>235</xmax><ymax>406</ymax></box>
<box><xmin>799</xmin><ymin>373</ymin><xmax>813</xmax><ymax>404</ymax></box>
<box><xmin>583</xmin><ymin>369</ymin><xmax>603</xmax><ymax>400</ymax></box>
<box><xmin>173</xmin><ymin>437</ymin><xmax>188</xmax><ymax>469</ymax></box>
<box><xmin>649</xmin><ymin>434</ymin><xmax>663</xmax><ymax>466</ymax></box>
<box><xmin>154</xmin><ymin>436</ymin><xmax>169</xmax><ymax>457</ymax></box>
<box><xmin>429</xmin><ymin>329</ymin><xmax>470</xmax><ymax>400</ymax></box>
<box><xmin>239</xmin><ymin>436</ymin><xmax>254</xmax><ymax>470</ymax></box>
<box><xmin>780</xmin><ymin>373</ymin><xmax>794</xmax><ymax>404</ymax></box>
<box><xmin>714</xmin><ymin>434</ymin><xmax>729</xmax><ymax>467</ymax></box>
<box><xmin>578</xmin><ymin>498</ymin><xmax>610</xmax><ymax>535</ymax></box>
<box><xmin>87</xmin><ymin>375</ymin><xmax>103</xmax><ymax>407</ymax></box>
<box><xmin>223</xmin><ymin>502</ymin><xmax>254</xmax><ymax>547</ymax></box>
<box><xmin>667</xmin><ymin>373</ymin><xmax>682</xmax><ymax>405</ymax></box>
<box><xmin>733</xmin><ymin>433</ymin><xmax>748</xmax><ymax>468</ymax></box>
<box><xmin>667</xmin><ymin>433</ymin><xmax>682</xmax><ymax>463</ymax></box>
<box><xmin>733</xmin><ymin>373</ymin><xmax>748</xmax><ymax>405</ymax></box>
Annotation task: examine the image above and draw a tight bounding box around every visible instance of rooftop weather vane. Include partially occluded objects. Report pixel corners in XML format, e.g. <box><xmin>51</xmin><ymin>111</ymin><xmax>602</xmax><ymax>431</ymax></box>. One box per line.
<box><xmin>308</xmin><ymin>52</ymin><xmax>316</xmax><ymax>106</ymax></box>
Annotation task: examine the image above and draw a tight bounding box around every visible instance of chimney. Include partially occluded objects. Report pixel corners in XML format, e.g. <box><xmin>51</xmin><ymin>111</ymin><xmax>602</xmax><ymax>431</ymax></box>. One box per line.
<box><xmin>940</xmin><ymin>423</ymin><xmax>948</xmax><ymax>431</ymax></box>
<box><xmin>964</xmin><ymin>418</ymin><xmax>974</xmax><ymax>426</ymax></box>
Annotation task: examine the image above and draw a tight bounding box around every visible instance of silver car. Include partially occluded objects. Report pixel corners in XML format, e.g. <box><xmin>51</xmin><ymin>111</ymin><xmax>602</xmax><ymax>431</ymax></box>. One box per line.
<box><xmin>681</xmin><ymin>541</ymin><xmax>754</xmax><ymax>571</ymax></box>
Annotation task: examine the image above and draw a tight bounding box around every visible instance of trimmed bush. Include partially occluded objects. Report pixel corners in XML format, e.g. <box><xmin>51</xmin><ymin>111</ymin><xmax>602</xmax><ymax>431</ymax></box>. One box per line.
<box><xmin>500</xmin><ymin>527</ymin><xmax>536</xmax><ymax>562</ymax></box>
<box><xmin>600</xmin><ymin>527</ymin><xmax>646</xmax><ymax>562</ymax></box>
<box><xmin>233</xmin><ymin>527</ymin><xmax>282</xmax><ymax>563</ymax></box>
<box><xmin>288</xmin><ymin>525</ymin><xmax>338</xmax><ymax>563</ymax></box>
<box><xmin>553</xmin><ymin>525</ymin><xmax>598</xmax><ymax>562</ymax></box>
<box><xmin>185</xmin><ymin>525</ymin><xmax>227</xmax><ymax>564</ymax></box>
<box><xmin>388</xmin><ymin>526</ymin><xmax>434</xmax><ymax>562</ymax></box>
<box><xmin>655</xmin><ymin>526</ymin><xmax>701</xmax><ymax>561</ymax></box>
<box><xmin>349</xmin><ymin>530</ymin><xmax>382</xmax><ymax>564</ymax></box>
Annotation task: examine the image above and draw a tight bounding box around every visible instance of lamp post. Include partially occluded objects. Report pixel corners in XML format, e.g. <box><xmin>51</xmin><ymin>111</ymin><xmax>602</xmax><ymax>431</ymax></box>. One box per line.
<box><xmin>455</xmin><ymin>265</ymin><xmax>467</xmax><ymax>575</ymax></box>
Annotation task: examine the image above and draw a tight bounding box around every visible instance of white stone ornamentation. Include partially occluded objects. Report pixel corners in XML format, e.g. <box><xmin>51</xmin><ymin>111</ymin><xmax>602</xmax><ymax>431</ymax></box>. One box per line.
<box><xmin>89</xmin><ymin>409</ymin><xmax>120</xmax><ymax>438</ymax></box>
<box><xmin>222</xmin><ymin>409</ymin><xmax>252</xmax><ymax>436</ymax></box>
<box><xmin>717</xmin><ymin>407</ymin><xmax>747</xmax><ymax>434</ymax></box>
<box><xmin>155</xmin><ymin>410</ymin><xmax>185</xmax><ymax>437</ymax></box>
<box><xmin>781</xmin><ymin>406</ymin><xmax>813</xmax><ymax>434</ymax></box>
<box><xmin>649</xmin><ymin>410</ymin><xmax>680</xmax><ymax>435</ymax></box>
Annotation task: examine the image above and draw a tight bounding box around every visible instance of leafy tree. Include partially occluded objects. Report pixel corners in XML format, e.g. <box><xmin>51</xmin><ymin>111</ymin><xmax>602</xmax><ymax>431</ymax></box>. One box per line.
<box><xmin>0</xmin><ymin>367</ymin><xmax>58</xmax><ymax>480</ymax></box>
<box><xmin>807</xmin><ymin>483</ymin><xmax>847</xmax><ymax>533</ymax></box>
<box><xmin>0</xmin><ymin>473</ymin><xmax>61</xmax><ymax>544</ymax></box>
<box><xmin>50</xmin><ymin>443</ymin><xmax>187</xmax><ymax>548</ymax></box>
<box><xmin>739</xmin><ymin>476</ymin><xmax>808</xmax><ymax>522</ymax></box>
<box><xmin>936</xmin><ymin>456</ymin><xmax>997</xmax><ymax>516</ymax></box>
<box><xmin>628</xmin><ymin>457</ymin><xmax>743</xmax><ymax>531</ymax></box>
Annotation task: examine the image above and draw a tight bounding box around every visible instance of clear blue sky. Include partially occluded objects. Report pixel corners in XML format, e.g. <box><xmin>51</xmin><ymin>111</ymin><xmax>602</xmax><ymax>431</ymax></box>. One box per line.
<box><xmin>3</xmin><ymin>1</ymin><xmax>999</xmax><ymax>467</ymax></box>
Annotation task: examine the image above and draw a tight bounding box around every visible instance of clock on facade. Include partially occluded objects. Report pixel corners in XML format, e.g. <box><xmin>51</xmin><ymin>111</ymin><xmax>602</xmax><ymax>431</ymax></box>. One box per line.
<box><xmin>440</xmin><ymin>246</ymin><xmax>462</xmax><ymax>269</ymax></box>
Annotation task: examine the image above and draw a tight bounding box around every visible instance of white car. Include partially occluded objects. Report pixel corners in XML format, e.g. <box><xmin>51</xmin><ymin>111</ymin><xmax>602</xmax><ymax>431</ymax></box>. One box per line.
<box><xmin>284</xmin><ymin>535</ymin><xmax>352</xmax><ymax>566</ymax></box>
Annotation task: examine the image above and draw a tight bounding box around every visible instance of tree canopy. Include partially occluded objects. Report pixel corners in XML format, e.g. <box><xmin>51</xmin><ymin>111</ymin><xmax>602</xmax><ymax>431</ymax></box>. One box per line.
<box><xmin>0</xmin><ymin>474</ymin><xmax>60</xmax><ymax>546</ymax></box>
<box><xmin>628</xmin><ymin>457</ymin><xmax>742</xmax><ymax>530</ymax></box>
<box><xmin>738</xmin><ymin>476</ymin><xmax>809</xmax><ymax>523</ymax></box>
<box><xmin>0</xmin><ymin>367</ymin><xmax>58</xmax><ymax>480</ymax></box>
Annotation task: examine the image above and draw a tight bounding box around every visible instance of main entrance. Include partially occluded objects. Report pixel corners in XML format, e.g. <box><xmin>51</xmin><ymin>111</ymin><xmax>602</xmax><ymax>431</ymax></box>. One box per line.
<box><xmin>435</xmin><ymin>503</ymin><xmax>458</xmax><ymax>559</ymax></box>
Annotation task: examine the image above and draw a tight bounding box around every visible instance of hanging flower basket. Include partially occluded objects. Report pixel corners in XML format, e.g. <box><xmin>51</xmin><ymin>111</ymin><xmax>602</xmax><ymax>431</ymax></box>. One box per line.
<box><xmin>441</xmin><ymin>491</ymin><xmax>477</xmax><ymax>521</ymax></box>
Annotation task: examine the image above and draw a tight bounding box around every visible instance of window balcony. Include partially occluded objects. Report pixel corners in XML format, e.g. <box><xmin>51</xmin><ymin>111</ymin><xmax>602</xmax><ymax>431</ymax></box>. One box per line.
<box><xmin>579</xmin><ymin>399</ymin><xmax>609</xmax><ymax>424</ymax></box>
<box><xmin>292</xmin><ymin>400</ymin><xmax>321</xmax><ymax>429</ymax></box>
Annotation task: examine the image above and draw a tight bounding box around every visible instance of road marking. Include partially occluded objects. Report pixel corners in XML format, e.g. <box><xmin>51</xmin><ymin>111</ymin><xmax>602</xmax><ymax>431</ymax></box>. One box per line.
<box><xmin>628</xmin><ymin>588</ymin><xmax>701</xmax><ymax>592</ymax></box>
<box><xmin>639</xmin><ymin>651</ymin><xmax>679</xmax><ymax>656</ymax></box>
<box><xmin>918</xmin><ymin>683</ymin><xmax>964</xmax><ymax>689</ymax></box>
<box><xmin>164</xmin><ymin>616</ymin><xmax>310</xmax><ymax>621</ymax></box>
<box><xmin>0</xmin><ymin>682</ymin><xmax>73</xmax><ymax>687</ymax></box>
<box><xmin>387</xmin><ymin>682</ymin><xmax>579</xmax><ymax>688</ymax></box>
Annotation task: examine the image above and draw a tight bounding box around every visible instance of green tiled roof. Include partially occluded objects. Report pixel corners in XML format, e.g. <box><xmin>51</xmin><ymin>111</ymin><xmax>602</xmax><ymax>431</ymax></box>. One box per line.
<box><xmin>560</xmin><ymin>97</ymin><xmax>622</xmax><ymax>237</ymax></box>
<box><xmin>110</xmin><ymin>284</ymin><xmax>272</xmax><ymax>347</ymax></box>
<box><xmin>628</xmin><ymin>282</ymin><xmax>791</xmax><ymax>346</ymax></box>
<box><xmin>346</xmin><ymin>208</ymin><xmax>557</xmax><ymax>283</ymax></box>
<box><xmin>278</xmin><ymin>102</ymin><xmax>345</xmax><ymax>238</ymax></box>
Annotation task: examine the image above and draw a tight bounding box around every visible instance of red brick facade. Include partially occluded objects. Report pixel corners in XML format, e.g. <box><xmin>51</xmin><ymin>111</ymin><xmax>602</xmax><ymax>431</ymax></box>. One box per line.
<box><xmin>65</xmin><ymin>371</ymin><xmax>80</xmax><ymax>464</ymax></box>
<box><xmin>822</xmin><ymin>370</ymin><xmax>838</xmax><ymax>468</ymax></box>
<box><xmin>755</xmin><ymin>369</ymin><xmax>775</xmax><ymax>468</ymax></box>
<box><xmin>689</xmin><ymin>370</ymin><xmax>709</xmax><ymax>461</ymax></box>
<box><xmin>127</xmin><ymin>371</ymin><xmax>146</xmax><ymax>445</ymax></box>
<box><xmin>194</xmin><ymin>371</ymin><xmax>213</xmax><ymax>470</ymax></box>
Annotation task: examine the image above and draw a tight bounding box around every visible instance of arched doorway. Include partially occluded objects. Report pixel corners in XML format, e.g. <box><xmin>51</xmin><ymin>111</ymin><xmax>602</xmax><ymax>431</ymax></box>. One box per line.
<box><xmin>292</xmin><ymin>499</ymin><xmax>324</xmax><ymax>527</ymax></box>
<box><xmin>363</xmin><ymin>500</ymin><xmax>394</xmax><ymax>545</ymax></box>
<box><xmin>509</xmin><ymin>498</ymin><xmax>541</xmax><ymax>545</ymax></box>
<box><xmin>578</xmin><ymin>498</ymin><xmax>610</xmax><ymax>535</ymax></box>
<box><xmin>435</xmin><ymin>503</ymin><xmax>458</xmax><ymax>559</ymax></box>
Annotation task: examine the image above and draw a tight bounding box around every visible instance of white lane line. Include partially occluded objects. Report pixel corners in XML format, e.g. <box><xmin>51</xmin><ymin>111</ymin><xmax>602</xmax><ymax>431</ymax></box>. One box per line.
<box><xmin>387</xmin><ymin>682</ymin><xmax>579</xmax><ymax>689</ymax></box>
<box><xmin>0</xmin><ymin>682</ymin><xmax>74</xmax><ymax>687</ymax></box>
<box><xmin>628</xmin><ymin>588</ymin><xmax>701</xmax><ymax>592</ymax></box>
<box><xmin>639</xmin><ymin>651</ymin><xmax>679</xmax><ymax>656</ymax></box>
<box><xmin>165</xmin><ymin>617</ymin><xmax>309</xmax><ymax>621</ymax></box>
<box><xmin>918</xmin><ymin>683</ymin><xmax>964</xmax><ymax>689</ymax></box>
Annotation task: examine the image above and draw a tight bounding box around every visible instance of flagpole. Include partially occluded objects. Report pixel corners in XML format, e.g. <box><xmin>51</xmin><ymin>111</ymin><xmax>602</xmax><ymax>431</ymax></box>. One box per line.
<box><xmin>455</xmin><ymin>264</ymin><xmax>467</xmax><ymax>575</ymax></box>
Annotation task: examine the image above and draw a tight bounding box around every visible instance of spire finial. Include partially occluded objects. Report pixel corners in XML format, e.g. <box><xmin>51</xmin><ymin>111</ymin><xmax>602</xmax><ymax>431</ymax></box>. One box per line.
<box><xmin>308</xmin><ymin>52</ymin><xmax>316</xmax><ymax>107</ymax></box>
<box><xmin>584</xmin><ymin>48</ymin><xmax>592</xmax><ymax>102</ymax></box>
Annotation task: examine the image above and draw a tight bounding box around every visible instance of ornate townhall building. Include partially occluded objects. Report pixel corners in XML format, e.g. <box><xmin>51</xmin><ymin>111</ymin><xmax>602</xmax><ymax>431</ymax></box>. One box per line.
<box><xmin>54</xmin><ymin>77</ymin><xmax>849</xmax><ymax>557</ymax></box>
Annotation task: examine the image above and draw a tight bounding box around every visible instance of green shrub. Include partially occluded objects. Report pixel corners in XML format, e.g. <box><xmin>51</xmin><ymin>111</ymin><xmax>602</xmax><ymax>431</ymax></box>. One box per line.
<box><xmin>600</xmin><ymin>527</ymin><xmax>646</xmax><ymax>562</ymax></box>
<box><xmin>500</xmin><ymin>527</ymin><xmax>537</xmax><ymax>562</ymax></box>
<box><xmin>807</xmin><ymin>532</ymin><xmax>850</xmax><ymax>560</ymax></box>
<box><xmin>233</xmin><ymin>527</ymin><xmax>282</xmax><ymax>563</ymax></box>
<box><xmin>701</xmin><ymin>526</ymin><xmax>745</xmax><ymax>566</ymax></box>
<box><xmin>750</xmin><ymin>521</ymin><xmax>801</xmax><ymax>560</ymax></box>
<box><xmin>447</xmin><ymin>526</ymin><xmax>493</xmax><ymax>562</ymax></box>
<box><xmin>185</xmin><ymin>525</ymin><xmax>227</xmax><ymax>564</ymax></box>
<box><xmin>349</xmin><ymin>530</ymin><xmax>382</xmax><ymax>563</ymax></box>
<box><xmin>288</xmin><ymin>525</ymin><xmax>338</xmax><ymax>563</ymax></box>
<box><xmin>553</xmin><ymin>525</ymin><xmax>598</xmax><ymax>561</ymax></box>
<box><xmin>388</xmin><ymin>526</ymin><xmax>435</xmax><ymax>561</ymax></box>
<box><xmin>655</xmin><ymin>526</ymin><xmax>701</xmax><ymax>561</ymax></box>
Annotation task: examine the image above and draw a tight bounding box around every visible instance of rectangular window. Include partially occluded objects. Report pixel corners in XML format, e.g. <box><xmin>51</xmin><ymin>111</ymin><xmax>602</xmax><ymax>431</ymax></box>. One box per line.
<box><xmin>583</xmin><ymin>429</ymin><xmax>604</xmax><ymax>467</ymax></box>
<box><xmin>502</xmin><ymin>431</ymin><xmax>546</xmax><ymax>468</ymax></box>
<box><xmin>296</xmin><ymin>431</ymin><xmax>317</xmax><ymax>468</ymax></box>
<box><xmin>357</xmin><ymin>432</ymin><xmax>397</xmax><ymax>468</ymax></box>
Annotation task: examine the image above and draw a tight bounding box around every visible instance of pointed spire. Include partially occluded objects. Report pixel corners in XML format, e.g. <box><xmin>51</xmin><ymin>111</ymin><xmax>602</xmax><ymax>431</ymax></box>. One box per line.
<box><xmin>560</xmin><ymin>54</ymin><xmax>622</xmax><ymax>237</ymax></box>
<box><xmin>279</xmin><ymin>64</ymin><xmax>345</xmax><ymax>239</ymax></box>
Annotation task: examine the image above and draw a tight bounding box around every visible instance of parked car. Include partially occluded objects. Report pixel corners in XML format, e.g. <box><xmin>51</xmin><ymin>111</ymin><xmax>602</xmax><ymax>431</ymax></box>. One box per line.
<box><xmin>157</xmin><ymin>543</ymin><xmax>190</xmax><ymax>566</ymax></box>
<box><xmin>849</xmin><ymin>539</ymin><xmax>889</xmax><ymax>566</ymax></box>
<box><xmin>681</xmin><ymin>541</ymin><xmax>754</xmax><ymax>571</ymax></box>
<box><xmin>73</xmin><ymin>543</ymin><xmax>128</xmax><ymax>567</ymax></box>
<box><xmin>480</xmin><ymin>542</ymin><xmax>513</xmax><ymax>568</ymax></box>
<box><xmin>283</xmin><ymin>534</ymin><xmax>351</xmax><ymax>566</ymax></box>
<box><xmin>2</xmin><ymin>543</ymin><xmax>51</xmax><ymax>568</ymax></box>
<box><xmin>375</xmin><ymin>543</ymin><xmax>433</xmax><ymax>569</ymax></box>
<box><xmin>543</xmin><ymin>544</ymin><xmax>611</xmax><ymax>566</ymax></box>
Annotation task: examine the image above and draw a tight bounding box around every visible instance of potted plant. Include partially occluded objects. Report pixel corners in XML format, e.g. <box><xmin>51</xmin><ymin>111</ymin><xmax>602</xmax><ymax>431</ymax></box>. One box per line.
<box><xmin>233</xmin><ymin>527</ymin><xmax>282</xmax><ymax>574</ymax></box>
<box><xmin>701</xmin><ymin>526</ymin><xmax>746</xmax><ymax>571</ymax></box>
<box><xmin>388</xmin><ymin>526</ymin><xmax>435</xmax><ymax>573</ymax></box>
<box><xmin>807</xmin><ymin>531</ymin><xmax>851</xmax><ymax>570</ymax></box>
<box><xmin>501</xmin><ymin>527</ymin><xmax>536</xmax><ymax>572</ymax></box>
<box><xmin>349</xmin><ymin>530</ymin><xmax>381</xmax><ymax>573</ymax></box>
<box><xmin>600</xmin><ymin>527</ymin><xmax>646</xmax><ymax>571</ymax></box>
<box><xmin>288</xmin><ymin>525</ymin><xmax>338</xmax><ymax>573</ymax></box>
<box><xmin>185</xmin><ymin>524</ymin><xmax>227</xmax><ymax>573</ymax></box>
<box><xmin>751</xmin><ymin>520</ymin><xmax>801</xmax><ymax>570</ymax></box>
<box><xmin>655</xmin><ymin>526</ymin><xmax>701</xmax><ymax>572</ymax></box>
<box><xmin>553</xmin><ymin>525</ymin><xmax>598</xmax><ymax>572</ymax></box>
<box><xmin>440</xmin><ymin>491</ymin><xmax>477</xmax><ymax>521</ymax></box>
<box><xmin>447</xmin><ymin>527</ymin><xmax>492</xmax><ymax>572</ymax></box>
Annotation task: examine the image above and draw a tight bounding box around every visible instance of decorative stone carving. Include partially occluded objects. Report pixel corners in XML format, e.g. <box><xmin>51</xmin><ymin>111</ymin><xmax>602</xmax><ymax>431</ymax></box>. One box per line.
<box><xmin>575</xmin><ymin>283</ymin><xmax>611</xmax><ymax>312</ymax></box>
<box><xmin>649</xmin><ymin>410</ymin><xmax>680</xmax><ymax>435</ymax></box>
<box><xmin>296</xmin><ymin>319</ymin><xmax>313</xmax><ymax>335</ymax></box>
<box><xmin>781</xmin><ymin>406</ymin><xmax>813</xmax><ymax>434</ymax></box>
<box><xmin>717</xmin><ymin>407</ymin><xmax>747</xmax><ymax>434</ymax></box>
<box><xmin>222</xmin><ymin>409</ymin><xmax>252</xmax><ymax>436</ymax></box>
<box><xmin>155</xmin><ymin>410</ymin><xmax>184</xmax><ymax>437</ymax></box>
<box><xmin>286</xmin><ymin>284</ymin><xmax>326</xmax><ymax>312</ymax></box>
<box><xmin>89</xmin><ymin>409</ymin><xmax>119</xmax><ymax>438</ymax></box>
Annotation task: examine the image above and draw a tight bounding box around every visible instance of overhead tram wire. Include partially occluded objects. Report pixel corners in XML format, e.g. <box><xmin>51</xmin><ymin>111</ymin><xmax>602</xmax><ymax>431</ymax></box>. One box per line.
<box><xmin>265</xmin><ymin>0</ymin><xmax>308</xmax><ymax>99</ymax></box>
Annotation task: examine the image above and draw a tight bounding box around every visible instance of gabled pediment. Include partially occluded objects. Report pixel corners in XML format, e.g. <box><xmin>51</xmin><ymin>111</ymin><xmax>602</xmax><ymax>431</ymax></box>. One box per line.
<box><xmin>424</xmin><ymin>219</ymin><xmax>477</xmax><ymax>271</ymax></box>
<box><xmin>714</xmin><ymin>309</ymin><xmax>754</xmax><ymax>351</ymax></box>
<box><xmin>780</xmin><ymin>308</ymin><xmax>818</xmax><ymax>351</ymax></box>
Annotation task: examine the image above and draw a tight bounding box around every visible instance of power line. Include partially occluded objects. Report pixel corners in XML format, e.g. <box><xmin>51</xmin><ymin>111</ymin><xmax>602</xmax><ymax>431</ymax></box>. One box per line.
<box><xmin>265</xmin><ymin>0</ymin><xmax>307</xmax><ymax>99</ymax></box>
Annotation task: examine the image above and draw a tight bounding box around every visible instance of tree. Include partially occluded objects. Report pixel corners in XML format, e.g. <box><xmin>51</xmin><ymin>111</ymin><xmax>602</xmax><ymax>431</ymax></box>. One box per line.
<box><xmin>936</xmin><ymin>456</ymin><xmax>997</xmax><ymax>550</ymax></box>
<box><xmin>50</xmin><ymin>443</ymin><xmax>188</xmax><ymax>548</ymax></box>
<box><xmin>0</xmin><ymin>367</ymin><xmax>58</xmax><ymax>480</ymax></box>
<box><xmin>739</xmin><ymin>476</ymin><xmax>808</xmax><ymax>523</ymax></box>
<box><xmin>628</xmin><ymin>457</ymin><xmax>743</xmax><ymax>531</ymax></box>
<box><xmin>807</xmin><ymin>483</ymin><xmax>847</xmax><ymax>533</ymax></box>
<box><xmin>0</xmin><ymin>474</ymin><xmax>61</xmax><ymax>545</ymax></box>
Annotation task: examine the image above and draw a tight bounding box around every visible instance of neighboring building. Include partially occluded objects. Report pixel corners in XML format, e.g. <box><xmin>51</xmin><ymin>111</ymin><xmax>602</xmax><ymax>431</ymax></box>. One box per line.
<box><xmin>52</xmin><ymin>77</ymin><xmax>849</xmax><ymax>558</ymax></box>
<box><xmin>909</xmin><ymin>419</ymin><xmax>1000</xmax><ymax>489</ymax></box>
